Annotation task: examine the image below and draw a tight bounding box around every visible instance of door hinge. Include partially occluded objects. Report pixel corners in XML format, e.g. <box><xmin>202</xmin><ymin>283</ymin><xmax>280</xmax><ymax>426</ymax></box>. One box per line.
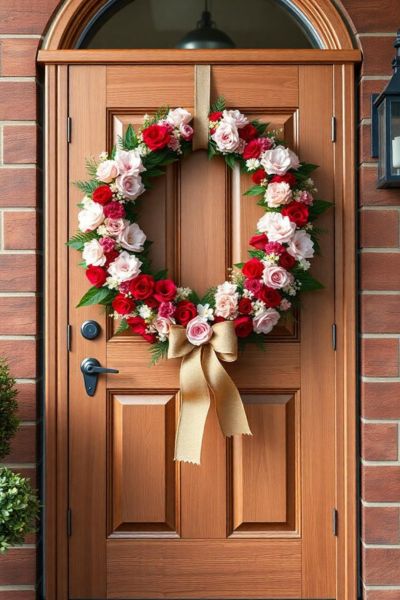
<box><xmin>331</xmin><ymin>323</ymin><xmax>337</xmax><ymax>351</ymax></box>
<box><xmin>67</xmin><ymin>116</ymin><xmax>72</xmax><ymax>143</ymax></box>
<box><xmin>332</xmin><ymin>508</ymin><xmax>338</xmax><ymax>536</ymax></box>
<box><xmin>67</xmin><ymin>508</ymin><xmax>72</xmax><ymax>537</ymax></box>
<box><xmin>67</xmin><ymin>324</ymin><xmax>72</xmax><ymax>352</ymax></box>
<box><xmin>331</xmin><ymin>116</ymin><xmax>336</xmax><ymax>143</ymax></box>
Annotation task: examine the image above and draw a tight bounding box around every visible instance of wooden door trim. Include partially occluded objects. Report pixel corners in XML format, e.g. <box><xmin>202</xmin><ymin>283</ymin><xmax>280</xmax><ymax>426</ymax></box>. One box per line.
<box><xmin>43</xmin><ymin>57</ymin><xmax>358</xmax><ymax>600</ymax></box>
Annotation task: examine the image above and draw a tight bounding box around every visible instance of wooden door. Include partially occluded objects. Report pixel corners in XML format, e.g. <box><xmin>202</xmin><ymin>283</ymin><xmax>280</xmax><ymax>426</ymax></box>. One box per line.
<box><xmin>68</xmin><ymin>61</ymin><xmax>337</xmax><ymax>599</ymax></box>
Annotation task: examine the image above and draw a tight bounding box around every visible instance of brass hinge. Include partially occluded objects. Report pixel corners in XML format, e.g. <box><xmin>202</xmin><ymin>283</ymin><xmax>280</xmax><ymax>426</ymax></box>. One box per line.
<box><xmin>331</xmin><ymin>116</ymin><xmax>336</xmax><ymax>143</ymax></box>
<box><xmin>67</xmin><ymin>508</ymin><xmax>72</xmax><ymax>537</ymax></box>
<box><xmin>67</xmin><ymin>116</ymin><xmax>72</xmax><ymax>143</ymax></box>
<box><xmin>332</xmin><ymin>323</ymin><xmax>337</xmax><ymax>351</ymax></box>
<box><xmin>67</xmin><ymin>324</ymin><xmax>72</xmax><ymax>352</ymax></box>
<box><xmin>332</xmin><ymin>508</ymin><xmax>338</xmax><ymax>536</ymax></box>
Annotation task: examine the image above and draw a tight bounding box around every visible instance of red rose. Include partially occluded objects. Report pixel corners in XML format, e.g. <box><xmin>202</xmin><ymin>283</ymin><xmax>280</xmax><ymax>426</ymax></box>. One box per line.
<box><xmin>282</xmin><ymin>201</ymin><xmax>309</xmax><ymax>226</ymax></box>
<box><xmin>104</xmin><ymin>249</ymin><xmax>119</xmax><ymax>267</ymax></box>
<box><xmin>142</xmin><ymin>124</ymin><xmax>171</xmax><ymax>151</ymax></box>
<box><xmin>154</xmin><ymin>279</ymin><xmax>177</xmax><ymax>302</ymax></box>
<box><xmin>252</xmin><ymin>168</ymin><xmax>267</xmax><ymax>185</ymax></box>
<box><xmin>238</xmin><ymin>297</ymin><xmax>252</xmax><ymax>315</ymax></box>
<box><xmin>103</xmin><ymin>201</ymin><xmax>125</xmax><ymax>219</ymax></box>
<box><xmin>92</xmin><ymin>185</ymin><xmax>113</xmax><ymax>205</ymax></box>
<box><xmin>279</xmin><ymin>251</ymin><xmax>296</xmax><ymax>270</ymax></box>
<box><xmin>249</xmin><ymin>233</ymin><xmax>268</xmax><ymax>250</ymax></box>
<box><xmin>209</xmin><ymin>111</ymin><xmax>223</xmax><ymax>122</ymax></box>
<box><xmin>243</xmin><ymin>139</ymin><xmax>265</xmax><ymax>160</ymax></box>
<box><xmin>127</xmin><ymin>316</ymin><xmax>146</xmax><ymax>335</ymax></box>
<box><xmin>242</xmin><ymin>258</ymin><xmax>264</xmax><ymax>279</ymax></box>
<box><xmin>175</xmin><ymin>300</ymin><xmax>197</xmax><ymax>327</ymax></box>
<box><xmin>142</xmin><ymin>332</ymin><xmax>157</xmax><ymax>343</ymax></box>
<box><xmin>271</xmin><ymin>173</ymin><xmax>297</xmax><ymax>187</ymax></box>
<box><xmin>86</xmin><ymin>266</ymin><xmax>106</xmax><ymax>288</ymax></box>
<box><xmin>257</xmin><ymin>286</ymin><xmax>281</xmax><ymax>308</ymax></box>
<box><xmin>214</xmin><ymin>315</ymin><xmax>226</xmax><ymax>323</ymax></box>
<box><xmin>234</xmin><ymin>316</ymin><xmax>253</xmax><ymax>338</ymax></box>
<box><xmin>145</xmin><ymin>297</ymin><xmax>160</xmax><ymax>309</ymax></box>
<box><xmin>112</xmin><ymin>294</ymin><xmax>135</xmax><ymax>315</ymax></box>
<box><xmin>129</xmin><ymin>274</ymin><xmax>155</xmax><ymax>300</ymax></box>
<box><xmin>239</xmin><ymin>124</ymin><xmax>258</xmax><ymax>142</ymax></box>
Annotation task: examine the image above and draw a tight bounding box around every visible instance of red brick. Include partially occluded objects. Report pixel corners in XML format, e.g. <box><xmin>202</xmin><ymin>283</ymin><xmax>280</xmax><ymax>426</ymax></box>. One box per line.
<box><xmin>0</xmin><ymin>0</ymin><xmax>59</xmax><ymax>34</ymax></box>
<box><xmin>359</xmin><ymin>167</ymin><xmax>400</xmax><ymax>206</ymax></box>
<box><xmin>361</xmin><ymin>295</ymin><xmax>400</xmax><ymax>333</ymax></box>
<box><xmin>362</xmin><ymin>422</ymin><xmax>398</xmax><ymax>461</ymax></box>
<box><xmin>0</xmin><ymin>297</ymin><xmax>37</xmax><ymax>335</ymax></box>
<box><xmin>0</xmin><ymin>82</ymin><xmax>37</xmax><ymax>120</ymax></box>
<box><xmin>3</xmin><ymin>211</ymin><xmax>37</xmax><ymax>250</ymax></box>
<box><xmin>360</xmin><ymin>210</ymin><xmax>399</xmax><ymax>248</ymax></box>
<box><xmin>343</xmin><ymin>0</ymin><xmax>400</xmax><ymax>32</ymax></box>
<box><xmin>0</xmin><ymin>255</ymin><xmax>37</xmax><ymax>291</ymax></box>
<box><xmin>362</xmin><ymin>382</ymin><xmax>400</xmax><ymax>419</ymax></box>
<box><xmin>359</xmin><ymin>78</ymin><xmax>389</xmax><ymax>121</ymax></box>
<box><xmin>363</xmin><ymin>547</ymin><xmax>400</xmax><ymax>584</ymax></box>
<box><xmin>361</xmin><ymin>253</ymin><xmax>400</xmax><ymax>290</ymax></box>
<box><xmin>0</xmin><ymin>168</ymin><xmax>37</xmax><ymax>207</ymax></box>
<box><xmin>361</xmin><ymin>338</ymin><xmax>399</xmax><ymax>377</ymax></box>
<box><xmin>16</xmin><ymin>383</ymin><xmax>37</xmax><ymax>420</ymax></box>
<box><xmin>0</xmin><ymin>38</ymin><xmax>38</xmax><ymax>77</ymax></box>
<box><xmin>3</xmin><ymin>125</ymin><xmax>38</xmax><ymax>164</ymax></box>
<box><xmin>361</xmin><ymin>36</ymin><xmax>396</xmax><ymax>77</ymax></box>
<box><xmin>7</xmin><ymin>424</ymin><xmax>36</xmax><ymax>463</ymax></box>
<box><xmin>0</xmin><ymin>593</ymin><xmax>35</xmax><ymax>600</ymax></box>
<box><xmin>366</xmin><ymin>591</ymin><xmax>400</xmax><ymax>600</ymax></box>
<box><xmin>363</xmin><ymin>506</ymin><xmax>400</xmax><ymax>544</ymax></box>
<box><xmin>359</xmin><ymin>123</ymin><xmax>376</xmax><ymax>165</ymax></box>
<box><xmin>363</xmin><ymin>466</ymin><xmax>400</xmax><ymax>501</ymax></box>
<box><xmin>0</xmin><ymin>340</ymin><xmax>37</xmax><ymax>378</ymax></box>
<box><xmin>0</xmin><ymin>548</ymin><xmax>36</xmax><ymax>585</ymax></box>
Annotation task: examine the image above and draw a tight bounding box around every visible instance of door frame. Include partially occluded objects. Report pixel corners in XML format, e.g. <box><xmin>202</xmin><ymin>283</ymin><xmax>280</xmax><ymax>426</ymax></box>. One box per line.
<box><xmin>39</xmin><ymin>48</ymin><xmax>360</xmax><ymax>600</ymax></box>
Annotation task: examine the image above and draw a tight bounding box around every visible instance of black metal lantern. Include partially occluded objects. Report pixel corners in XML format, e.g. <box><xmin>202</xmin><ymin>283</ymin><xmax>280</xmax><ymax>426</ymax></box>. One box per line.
<box><xmin>372</xmin><ymin>30</ymin><xmax>400</xmax><ymax>188</ymax></box>
<box><xmin>176</xmin><ymin>0</ymin><xmax>235</xmax><ymax>49</ymax></box>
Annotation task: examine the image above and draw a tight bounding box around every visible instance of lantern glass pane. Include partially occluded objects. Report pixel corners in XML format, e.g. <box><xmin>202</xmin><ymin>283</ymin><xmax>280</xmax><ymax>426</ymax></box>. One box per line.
<box><xmin>378</xmin><ymin>101</ymin><xmax>387</xmax><ymax>181</ymax></box>
<box><xmin>390</xmin><ymin>100</ymin><xmax>400</xmax><ymax>176</ymax></box>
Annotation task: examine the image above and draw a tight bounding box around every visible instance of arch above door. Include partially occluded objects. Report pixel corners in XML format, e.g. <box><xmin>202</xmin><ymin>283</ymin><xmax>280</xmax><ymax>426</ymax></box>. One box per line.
<box><xmin>42</xmin><ymin>0</ymin><xmax>355</xmax><ymax>51</ymax></box>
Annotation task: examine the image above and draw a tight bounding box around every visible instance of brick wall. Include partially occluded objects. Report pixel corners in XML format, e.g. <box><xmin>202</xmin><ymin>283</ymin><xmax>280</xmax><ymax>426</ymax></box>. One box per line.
<box><xmin>0</xmin><ymin>0</ymin><xmax>399</xmax><ymax>598</ymax></box>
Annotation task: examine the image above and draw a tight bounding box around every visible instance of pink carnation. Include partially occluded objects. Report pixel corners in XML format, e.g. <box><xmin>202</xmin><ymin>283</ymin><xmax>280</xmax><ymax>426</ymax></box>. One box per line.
<box><xmin>103</xmin><ymin>201</ymin><xmax>126</xmax><ymax>219</ymax></box>
<box><xmin>264</xmin><ymin>242</ymin><xmax>285</xmax><ymax>255</ymax></box>
<box><xmin>99</xmin><ymin>237</ymin><xmax>116</xmax><ymax>253</ymax></box>
<box><xmin>158</xmin><ymin>301</ymin><xmax>175</xmax><ymax>318</ymax></box>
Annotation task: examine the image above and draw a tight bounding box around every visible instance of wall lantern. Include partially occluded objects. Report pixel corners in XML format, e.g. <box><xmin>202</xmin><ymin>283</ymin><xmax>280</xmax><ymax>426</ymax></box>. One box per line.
<box><xmin>176</xmin><ymin>0</ymin><xmax>235</xmax><ymax>49</ymax></box>
<box><xmin>372</xmin><ymin>30</ymin><xmax>400</xmax><ymax>188</ymax></box>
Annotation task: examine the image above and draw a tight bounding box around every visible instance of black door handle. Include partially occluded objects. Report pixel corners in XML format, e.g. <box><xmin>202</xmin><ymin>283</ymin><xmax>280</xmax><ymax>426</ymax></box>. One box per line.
<box><xmin>80</xmin><ymin>357</ymin><xmax>119</xmax><ymax>396</ymax></box>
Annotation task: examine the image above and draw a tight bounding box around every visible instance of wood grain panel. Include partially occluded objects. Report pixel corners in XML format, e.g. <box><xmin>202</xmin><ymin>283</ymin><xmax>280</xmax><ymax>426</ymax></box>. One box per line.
<box><xmin>107</xmin><ymin>539</ymin><xmax>302</xmax><ymax>599</ymax></box>
<box><xmin>107</xmin><ymin>65</ymin><xmax>194</xmax><ymax>108</ymax></box>
<box><xmin>110</xmin><ymin>394</ymin><xmax>178</xmax><ymax>535</ymax></box>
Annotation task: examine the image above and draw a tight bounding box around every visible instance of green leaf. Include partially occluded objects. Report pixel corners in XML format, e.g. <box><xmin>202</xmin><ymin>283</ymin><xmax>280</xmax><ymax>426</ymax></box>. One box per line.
<box><xmin>244</xmin><ymin>185</ymin><xmax>266</xmax><ymax>197</ymax></box>
<box><xmin>234</xmin><ymin>262</ymin><xmax>244</xmax><ymax>269</ymax></box>
<box><xmin>124</xmin><ymin>124</ymin><xmax>138</xmax><ymax>150</ymax></box>
<box><xmin>308</xmin><ymin>199</ymin><xmax>333</xmax><ymax>220</ymax></box>
<box><xmin>149</xmin><ymin>340</ymin><xmax>169</xmax><ymax>365</ymax></box>
<box><xmin>296</xmin><ymin>162</ymin><xmax>318</xmax><ymax>180</ymax></box>
<box><xmin>115</xmin><ymin>319</ymin><xmax>129</xmax><ymax>334</ymax></box>
<box><xmin>294</xmin><ymin>270</ymin><xmax>324</xmax><ymax>291</ymax></box>
<box><xmin>154</xmin><ymin>269</ymin><xmax>168</xmax><ymax>281</ymax></box>
<box><xmin>85</xmin><ymin>157</ymin><xmax>99</xmax><ymax>178</ymax></box>
<box><xmin>74</xmin><ymin>179</ymin><xmax>100</xmax><ymax>195</ymax></box>
<box><xmin>248</xmin><ymin>249</ymin><xmax>265</xmax><ymax>259</ymax></box>
<box><xmin>224</xmin><ymin>154</ymin><xmax>237</xmax><ymax>170</ymax></box>
<box><xmin>67</xmin><ymin>230</ymin><xmax>98</xmax><ymax>251</ymax></box>
<box><xmin>200</xmin><ymin>286</ymin><xmax>216</xmax><ymax>307</ymax></box>
<box><xmin>252</xmin><ymin>121</ymin><xmax>268</xmax><ymax>135</ymax></box>
<box><xmin>77</xmin><ymin>286</ymin><xmax>115</xmax><ymax>308</ymax></box>
<box><xmin>210</xmin><ymin>97</ymin><xmax>226</xmax><ymax>112</ymax></box>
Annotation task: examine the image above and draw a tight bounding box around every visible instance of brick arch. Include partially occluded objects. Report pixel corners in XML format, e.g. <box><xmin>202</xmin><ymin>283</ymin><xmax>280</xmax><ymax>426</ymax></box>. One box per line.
<box><xmin>41</xmin><ymin>0</ymin><xmax>355</xmax><ymax>51</ymax></box>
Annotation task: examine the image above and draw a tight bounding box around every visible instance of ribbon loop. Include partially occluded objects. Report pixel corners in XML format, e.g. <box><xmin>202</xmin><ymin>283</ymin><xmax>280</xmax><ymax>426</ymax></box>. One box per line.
<box><xmin>168</xmin><ymin>321</ymin><xmax>251</xmax><ymax>464</ymax></box>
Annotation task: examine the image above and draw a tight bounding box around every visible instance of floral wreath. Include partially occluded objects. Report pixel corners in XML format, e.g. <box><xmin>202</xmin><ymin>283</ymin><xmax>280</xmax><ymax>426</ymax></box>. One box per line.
<box><xmin>69</xmin><ymin>98</ymin><xmax>330</xmax><ymax>464</ymax></box>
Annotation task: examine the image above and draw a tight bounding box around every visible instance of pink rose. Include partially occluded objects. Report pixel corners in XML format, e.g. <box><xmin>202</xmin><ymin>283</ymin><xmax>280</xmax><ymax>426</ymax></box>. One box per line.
<box><xmin>116</xmin><ymin>173</ymin><xmax>145</xmax><ymax>201</ymax></box>
<box><xmin>107</xmin><ymin>251</ymin><xmax>142</xmax><ymax>283</ymax></box>
<box><xmin>262</xmin><ymin>265</ymin><xmax>292</xmax><ymax>289</ymax></box>
<box><xmin>261</xmin><ymin>145</ymin><xmax>300</xmax><ymax>175</ymax></box>
<box><xmin>257</xmin><ymin>212</ymin><xmax>296</xmax><ymax>243</ymax></box>
<box><xmin>96</xmin><ymin>159</ymin><xmax>119</xmax><ymax>183</ymax></box>
<box><xmin>265</xmin><ymin>181</ymin><xmax>292</xmax><ymax>208</ymax></box>
<box><xmin>186</xmin><ymin>316</ymin><xmax>213</xmax><ymax>346</ymax></box>
<box><xmin>253</xmin><ymin>308</ymin><xmax>281</xmax><ymax>334</ymax></box>
<box><xmin>296</xmin><ymin>190</ymin><xmax>314</xmax><ymax>205</ymax></box>
<box><xmin>104</xmin><ymin>218</ymin><xmax>126</xmax><ymax>237</ymax></box>
<box><xmin>212</xmin><ymin>121</ymin><xmax>241</xmax><ymax>153</ymax></box>
<box><xmin>215</xmin><ymin>293</ymin><xmax>238</xmax><ymax>319</ymax></box>
<box><xmin>222</xmin><ymin>109</ymin><xmax>249</xmax><ymax>128</ymax></box>
<box><xmin>115</xmin><ymin>149</ymin><xmax>145</xmax><ymax>177</ymax></box>
<box><xmin>179</xmin><ymin>123</ymin><xmax>194</xmax><ymax>140</ymax></box>
<box><xmin>287</xmin><ymin>230</ymin><xmax>314</xmax><ymax>260</ymax></box>
<box><xmin>153</xmin><ymin>316</ymin><xmax>171</xmax><ymax>339</ymax></box>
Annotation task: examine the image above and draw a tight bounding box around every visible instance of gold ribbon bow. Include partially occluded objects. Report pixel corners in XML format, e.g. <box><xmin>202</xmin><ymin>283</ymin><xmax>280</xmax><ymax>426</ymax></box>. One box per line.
<box><xmin>168</xmin><ymin>320</ymin><xmax>251</xmax><ymax>464</ymax></box>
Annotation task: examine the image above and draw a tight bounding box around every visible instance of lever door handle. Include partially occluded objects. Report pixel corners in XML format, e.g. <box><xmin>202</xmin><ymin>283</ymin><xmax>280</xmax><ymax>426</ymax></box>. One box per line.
<box><xmin>80</xmin><ymin>357</ymin><xmax>119</xmax><ymax>396</ymax></box>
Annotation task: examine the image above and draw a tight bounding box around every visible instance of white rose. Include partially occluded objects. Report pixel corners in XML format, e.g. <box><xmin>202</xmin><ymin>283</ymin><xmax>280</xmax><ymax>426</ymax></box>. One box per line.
<box><xmin>104</xmin><ymin>218</ymin><xmax>126</xmax><ymax>237</ymax></box>
<box><xmin>166</xmin><ymin>108</ymin><xmax>192</xmax><ymax>128</ymax></box>
<box><xmin>115</xmin><ymin>149</ymin><xmax>146</xmax><ymax>177</ymax></box>
<box><xmin>287</xmin><ymin>230</ymin><xmax>314</xmax><ymax>260</ymax></box>
<box><xmin>261</xmin><ymin>145</ymin><xmax>300</xmax><ymax>175</ymax></box>
<box><xmin>82</xmin><ymin>239</ymin><xmax>106</xmax><ymax>267</ymax></box>
<box><xmin>253</xmin><ymin>308</ymin><xmax>281</xmax><ymax>334</ymax></box>
<box><xmin>212</xmin><ymin>121</ymin><xmax>240</xmax><ymax>153</ymax></box>
<box><xmin>215</xmin><ymin>294</ymin><xmax>238</xmax><ymax>319</ymax></box>
<box><xmin>262</xmin><ymin>265</ymin><xmax>292</xmax><ymax>289</ymax></box>
<box><xmin>118</xmin><ymin>222</ymin><xmax>146</xmax><ymax>253</ymax></box>
<box><xmin>217</xmin><ymin>281</ymin><xmax>237</xmax><ymax>295</ymax></box>
<box><xmin>265</xmin><ymin>181</ymin><xmax>292</xmax><ymax>208</ymax></box>
<box><xmin>222</xmin><ymin>109</ymin><xmax>249</xmax><ymax>128</ymax></box>
<box><xmin>78</xmin><ymin>200</ymin><xmax>104</xmax><ymax>232</ymax></box>
<box><xmin>107</xmin><ymin>251</ymin><xmax>142</xmax><ymax>283</ymax></box>
<box><xmin>96</xmin><ymin>159</ymin><xmax>119</xmax><ymax>183</ymax></box>
<box><xmin>257</xmin><ymin>212</ymin><xmax>296</xmax><ymax>243</ymax></box>
<box><xmin>116</xmin><ymin>173</ymin><xmax>145</xmax><ymax>201</ymax></box>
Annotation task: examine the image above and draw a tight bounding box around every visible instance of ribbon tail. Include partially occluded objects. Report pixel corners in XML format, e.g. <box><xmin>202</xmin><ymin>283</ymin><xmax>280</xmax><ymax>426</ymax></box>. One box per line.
<box><xmin>203</xmin><ymin>345</ymin><xmax>252</xmax><ymax>437</ymax></box>
<box><xmin>174</xmin><ymin>347</ymin><xmax>211</xmax><ymax>464</ymax></box>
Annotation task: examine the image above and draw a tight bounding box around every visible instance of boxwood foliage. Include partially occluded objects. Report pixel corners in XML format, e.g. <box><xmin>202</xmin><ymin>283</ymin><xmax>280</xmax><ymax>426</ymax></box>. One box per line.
<box><xmin>0</xmin><ymin>359</ymin><xmax>19</xmax><ymax>460</ymax></box>
<box><xmin>0</xmin><ymin>468</ymin><xmax>39</xmax><ymax>552</ymax></box>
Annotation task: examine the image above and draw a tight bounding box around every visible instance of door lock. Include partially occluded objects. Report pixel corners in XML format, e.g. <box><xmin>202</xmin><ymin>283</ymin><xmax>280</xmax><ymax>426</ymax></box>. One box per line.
<box><xmin>80</xmin><ymin>357</ymin><xmax>119</xmax><ymax>396</ymax></box>
<box><xmin>81</xmin><ymin>320</ymin><xmax>101</xmax><ymax>340</ymax></box>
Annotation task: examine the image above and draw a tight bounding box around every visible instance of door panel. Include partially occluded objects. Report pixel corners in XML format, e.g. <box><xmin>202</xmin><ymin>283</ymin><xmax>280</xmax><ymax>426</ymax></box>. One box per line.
<box><xmin>68</xmin><ymin>62</ymin><xmax>336</xmax><ymax>599</ymax></box>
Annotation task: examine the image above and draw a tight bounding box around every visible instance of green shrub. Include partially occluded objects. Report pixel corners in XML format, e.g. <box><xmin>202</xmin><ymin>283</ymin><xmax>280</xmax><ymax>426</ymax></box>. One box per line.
<box><xmin>0</xmin><ymin>359</ymin><xmax>19</xmax><ymax>460</ymax></box>
<box><xmin>0</xmin><ymin>468</ymin><xmax>39</xmax><ymax>552</ymax></box>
